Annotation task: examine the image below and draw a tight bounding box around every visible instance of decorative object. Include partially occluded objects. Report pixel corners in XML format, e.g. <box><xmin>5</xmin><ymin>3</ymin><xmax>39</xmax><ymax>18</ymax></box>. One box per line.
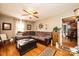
<box><xmin>16</xmin><ymin>31</ymin><xmax>23</xmax><ymax>37</ymax></box>
<box><xmin>2</xmin><ymin>22</ymin><xmax>11</xmax><ymax>30</ymax></box>
<box><xmin>53</xmin><ymin>26</ymin><xmax>60</xmax><ymax>32</ymax></box>
<box><xmin>39</xmin><ymin>23</ymin><xmax>43</xmax><ymax>29</ymax></box>
<box><xmin>39</xmin><ymin>47</ymin><xmax>56</xmax><ymax>56</ymax></box>
<box><xmin>27</xmin><ymin>24</ymin><xmax>31</xmax><ymax>30</ymax></box>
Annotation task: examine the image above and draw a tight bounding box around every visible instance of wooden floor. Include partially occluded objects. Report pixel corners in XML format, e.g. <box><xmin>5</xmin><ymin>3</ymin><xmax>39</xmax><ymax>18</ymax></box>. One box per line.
<box><xmin>55</xmin><ymin>38</ymin><xmax>77</xmax><ymax>56</ymax></box>
<box><xmin>24</xmin><ymin>43</ymin><xmax>46</xmax><ymax>56</ymax></box>
<box><xmin>0</xmin><ymin>39</ymin><xmax>76</xmax><ymax>56</ymax></box>
<box><xmin>0</xmin><ymin>43</ymin><xmax>47</xmax><ymax>56</ymax></box>
<box><xmin>62</xmin><ymin>38</ymin><xmax>77</xmax><ymax>47</ymax></box>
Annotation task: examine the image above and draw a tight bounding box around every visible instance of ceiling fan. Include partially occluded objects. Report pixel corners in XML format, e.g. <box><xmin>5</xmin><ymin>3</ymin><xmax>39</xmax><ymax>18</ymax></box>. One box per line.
<box><xmin>22</xmin><ymin>9</ymin><xmax>39</xmax><ymax>19</ymax></box>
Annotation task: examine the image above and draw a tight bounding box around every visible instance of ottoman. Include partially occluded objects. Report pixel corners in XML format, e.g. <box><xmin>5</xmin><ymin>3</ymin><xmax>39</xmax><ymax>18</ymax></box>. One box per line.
<box><xmin>16</xmin><ymin>38</ymin><xmax>37</xmax><ymax>55</ymax></box>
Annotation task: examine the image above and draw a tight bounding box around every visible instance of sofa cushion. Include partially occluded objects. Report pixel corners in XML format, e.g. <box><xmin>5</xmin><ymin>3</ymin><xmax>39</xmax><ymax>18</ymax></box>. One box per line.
<box><xmin>32</xmin><ymin>36</ymin><xmax>51</xmax><ymax>41</ymax></box>
<box><xmin>17</xmin><ymin>38</ymin><xmax>34</xmax><ymax>48</ymax></box>
<box><xmin>30</xmin><ymin>31</ymin><xmax>36</xmax><ymax>36</ymax></box>
<box><xmin>15</xmin><ymin>36</ymin><xmax>31</xmax><ymax>40</ymax></box>
<box><xmin>22</xmin><ymin>31</ymin><xmax>36</xmax><ymax>36</ymax></box>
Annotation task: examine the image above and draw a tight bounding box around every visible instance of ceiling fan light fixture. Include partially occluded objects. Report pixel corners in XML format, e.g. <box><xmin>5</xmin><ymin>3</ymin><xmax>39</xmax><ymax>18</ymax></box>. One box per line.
<box><xmin>27</xmin><ymin>9</ymin><xmax>35</xmax><ymax>13</ymax></box>
<box><xmin>22</xmin><ymin>9</ymin><xmax>39</xmax><ymax>19</ymax></box>
<box><xmin>29</xmin><ymin>15</ymin><xmax>33</xmax><ymax>19</ymax></box>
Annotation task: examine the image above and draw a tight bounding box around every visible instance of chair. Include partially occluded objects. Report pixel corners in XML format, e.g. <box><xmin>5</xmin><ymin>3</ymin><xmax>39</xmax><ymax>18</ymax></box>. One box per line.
<box><xmin>0</xmin><ymin>34</ymin><xmax>9</xmax><ymax>45</ymax></box>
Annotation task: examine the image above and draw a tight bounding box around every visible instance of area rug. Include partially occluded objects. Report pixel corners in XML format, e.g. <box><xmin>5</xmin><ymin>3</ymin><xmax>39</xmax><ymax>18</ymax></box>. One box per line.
<box><xmin>39</xmin><ymin>47</ymin><xmax>56</xmax><ymax>56</ymax></box>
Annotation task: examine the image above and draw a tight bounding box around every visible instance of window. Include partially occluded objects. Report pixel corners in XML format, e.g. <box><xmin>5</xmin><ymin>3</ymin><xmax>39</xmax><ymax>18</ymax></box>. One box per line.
<box><xmin>17</xmin><ymin>20</ymin><xmax>24</xmax><ymax>32</ymax></box>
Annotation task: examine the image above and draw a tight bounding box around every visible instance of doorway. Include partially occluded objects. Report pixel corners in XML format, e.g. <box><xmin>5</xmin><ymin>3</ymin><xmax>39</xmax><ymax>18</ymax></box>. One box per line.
<box><xmin>62</xmin><ymin>16</ymin><xmax>77</xmax><ymax>47</ymax></box>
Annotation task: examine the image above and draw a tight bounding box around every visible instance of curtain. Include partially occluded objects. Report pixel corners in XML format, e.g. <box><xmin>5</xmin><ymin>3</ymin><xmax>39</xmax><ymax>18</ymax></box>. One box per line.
<box><xmin>15</xmin><ymin>20</ymin><xmax>24</xmax><ymax>34</ymax></box>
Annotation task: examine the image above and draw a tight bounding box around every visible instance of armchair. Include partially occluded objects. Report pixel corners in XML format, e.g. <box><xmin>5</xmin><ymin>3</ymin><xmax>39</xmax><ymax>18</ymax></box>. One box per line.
<box><xmin>0</xmin><ymin>34</ymin><xmax>9</xmax><ymax>45</ymax></box>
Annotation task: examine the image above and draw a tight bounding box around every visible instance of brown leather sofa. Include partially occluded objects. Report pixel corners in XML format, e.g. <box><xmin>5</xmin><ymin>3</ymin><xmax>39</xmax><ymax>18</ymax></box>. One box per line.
<box><xmin>22</xmin><ymin>31</ymin><xmax>51</xmax><ymax>46</ymax></box>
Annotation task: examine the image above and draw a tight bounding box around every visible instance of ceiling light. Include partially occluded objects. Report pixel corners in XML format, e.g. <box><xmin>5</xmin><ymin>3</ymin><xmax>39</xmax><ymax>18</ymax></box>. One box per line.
<box><xmin>29</xmin><ymin>15</ymin><xmax>33</xmax><ymax>19</ymax></box>
<box><xmin>27</xmin><ymin>9</ymin><xmax>34</xmax><ymax>14</ymax></box>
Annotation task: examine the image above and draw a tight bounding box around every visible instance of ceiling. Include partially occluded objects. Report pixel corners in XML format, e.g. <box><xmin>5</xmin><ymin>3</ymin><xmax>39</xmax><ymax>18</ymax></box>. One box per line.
<box><xmin>0</xmin><ymin>3</ymin><xmax>79</xmax><ymax>21</ymax></box>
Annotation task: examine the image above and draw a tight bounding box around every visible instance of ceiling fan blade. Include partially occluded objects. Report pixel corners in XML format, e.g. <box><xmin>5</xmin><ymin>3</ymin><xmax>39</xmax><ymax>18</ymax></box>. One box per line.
<box><xmin>33</xmin><ymin>11</ymin><xmax>38</xmax><ymax>14</ymax></box>
<box><xmin>33</xmin><ymin>15</ymin><xmax>39</xmax><ymax>18</ymax></box>
<box><xmin>23</xmin><ymin>9</ymin><xmax>29</xmax><ymax>13</ymax></box>
<box><xmin>22</xmin><ymin>9</ymin><xmax>39</xmax><ymax>18</ymax></box>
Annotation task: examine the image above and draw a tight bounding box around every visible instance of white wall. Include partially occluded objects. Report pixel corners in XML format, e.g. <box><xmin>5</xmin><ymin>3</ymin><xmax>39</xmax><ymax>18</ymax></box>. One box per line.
<box><xmin>0</xmin><ymin>14</ymin><xmax>34</xmax><ymax>39</ymax></box>
<box><xmin>33</xmin><ymin>10</ymin><xmax>75</xmax><ymax>46</ymax></box>
<box><xmin>0</xmin><ymin>15</ymin><xmax>16</xmax><ymax>38</ymax></box>
<box><xmin>34</xmin><ymin>10</ymin><xmax>74</xmax><ymax>32</ymax></box>
<box><xmin>34</xmin><ymin>16</ymin><xmax>62</xmax><ymax>32</ymax></box>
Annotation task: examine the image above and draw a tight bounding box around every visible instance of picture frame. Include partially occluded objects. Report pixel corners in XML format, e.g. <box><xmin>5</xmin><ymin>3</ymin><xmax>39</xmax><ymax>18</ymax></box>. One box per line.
<box><xmin>2</xmin><ymin>22</ymin><xmax>11</xmax><ymax>30</ymax></box>
<box><xmin>27</xmin><ymin>24</ymin><xmax>31</xmax><ymax>30</ymax></box>
<box><xmin>39</xmin><ymin>23</ymin><xmax>43</xmax><ymax>29</ymax></box>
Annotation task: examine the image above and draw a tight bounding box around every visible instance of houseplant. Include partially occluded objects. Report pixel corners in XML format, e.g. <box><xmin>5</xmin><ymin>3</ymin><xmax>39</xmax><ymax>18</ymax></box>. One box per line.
<box><xmin>51</xmin><ymin>26</ymin><xmax>60</xmax><ymax>47</ymax></box>
<box><xmin>53</xmin><ymin>26</ymin><xmax>60</xmax><ymax>32</ymax></box>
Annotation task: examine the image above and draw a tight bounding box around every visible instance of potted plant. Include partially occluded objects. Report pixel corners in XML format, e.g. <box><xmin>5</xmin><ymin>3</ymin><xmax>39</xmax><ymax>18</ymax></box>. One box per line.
<box><xmin>53</xmin><ymin>26</ymin><xmax>60</xmax><ymax>32</ymax></box>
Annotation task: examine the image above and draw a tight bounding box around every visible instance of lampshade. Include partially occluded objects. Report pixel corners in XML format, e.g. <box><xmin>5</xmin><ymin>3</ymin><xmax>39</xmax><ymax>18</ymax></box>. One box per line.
<box><xmin>74</xmin><ymin>8</ymin><xmax>79</xmax><ymax>18</ymax></box>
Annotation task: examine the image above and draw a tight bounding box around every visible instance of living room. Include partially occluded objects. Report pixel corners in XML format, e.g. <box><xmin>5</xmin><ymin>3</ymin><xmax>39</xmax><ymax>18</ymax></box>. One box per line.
<box><xmin>0</xmin><ymin>3</ymin><xmax>79</xmax><ymax>56</ymax></box>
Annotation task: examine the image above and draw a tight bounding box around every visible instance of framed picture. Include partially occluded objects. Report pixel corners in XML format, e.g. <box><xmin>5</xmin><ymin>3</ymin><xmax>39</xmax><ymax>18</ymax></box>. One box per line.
<box><xmin>27</xmin><ymin>24</ymin><xmax>31</xmax><ymax>30</ymax></box>
<box><xmin>39</xmin><ymin>23</ymin><xmax>43</xmax><ymax>29</ymax></box>
<box><xmin>2</xmin><ymin>22</ymin><xmax>11</xmax><ymax>30</ymax></box>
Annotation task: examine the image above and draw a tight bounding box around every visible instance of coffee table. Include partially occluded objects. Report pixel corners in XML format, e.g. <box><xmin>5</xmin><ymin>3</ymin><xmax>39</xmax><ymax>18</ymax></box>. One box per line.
<box><xmin>16</xmin><ymin>38</ymin><xmax>37</xmax><ymax>55</ymax></box>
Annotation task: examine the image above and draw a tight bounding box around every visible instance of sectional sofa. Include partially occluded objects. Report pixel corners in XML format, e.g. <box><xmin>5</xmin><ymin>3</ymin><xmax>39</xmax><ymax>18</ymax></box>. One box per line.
<box><xmin>16</xmin><ymin>31</ymin><xmax>52</xmax><ymax>46</ymax></box>
<box><xmin>22</xmin><ymin>31</ymin><xmax>52</xmax><ymax>46</ymax></box>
